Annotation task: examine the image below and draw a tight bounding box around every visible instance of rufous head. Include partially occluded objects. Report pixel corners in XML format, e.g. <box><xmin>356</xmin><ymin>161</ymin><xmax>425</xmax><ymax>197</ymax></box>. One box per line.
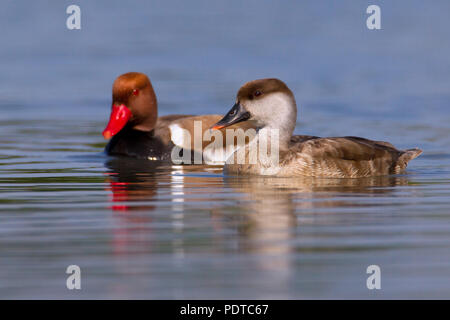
<box><xmin>103</xmin><ymin>72</ymin><xmax>158</xmax><ymax>139</ymax></box>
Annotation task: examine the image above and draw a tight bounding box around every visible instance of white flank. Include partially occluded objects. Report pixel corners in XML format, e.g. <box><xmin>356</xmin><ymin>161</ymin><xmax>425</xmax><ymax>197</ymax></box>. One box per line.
<box><xmin>169</xmin><ymin>124</ymin><xmax>190</xmax><ymax>149</ymax></box>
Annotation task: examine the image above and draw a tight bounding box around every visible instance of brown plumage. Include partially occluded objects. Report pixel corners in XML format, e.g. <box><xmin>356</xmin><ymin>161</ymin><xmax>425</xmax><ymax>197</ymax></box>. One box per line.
<box><xmin>213</xmin><ymin>78</ymin><xmax>423</xmax><ymax>178</ymax></box>
<box><xmin>278</xmin><ymin>136</ymin><xmax>422</xmax><ymax>178</ymax></box>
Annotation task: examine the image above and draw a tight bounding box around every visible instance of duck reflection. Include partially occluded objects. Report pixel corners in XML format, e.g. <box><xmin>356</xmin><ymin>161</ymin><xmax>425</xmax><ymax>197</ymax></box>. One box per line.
<box><xmin>222</xmin><ymin>175</ymin><xmax>410</xmax><ymax>269</ymax></box>
<box><xmin>104</xmin><ymin>157</ymin><xmax>165</xmax><ymax>212</ymax></box>
<box><xmin>105</xmin><ymin>158</ymin><xmax>224</xmax><ymax>211</ymax></box>
<box><xmin>103</xmin><ymin>156</ymin><xmax>412</xmax><ymax>291</ymax></box>
<box><xmin>104</xmin><ymin>158</ymin><xmax>161</xmax><ymax>259</ymax></box>
<box><xmin>104</xmin><ymin>158</ymin><xmax>224</xmax><ymax>259</ymax></box>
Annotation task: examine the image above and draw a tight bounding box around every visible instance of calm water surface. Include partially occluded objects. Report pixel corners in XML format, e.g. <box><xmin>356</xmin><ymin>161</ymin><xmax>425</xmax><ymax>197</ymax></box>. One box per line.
<box><xmin>1</xmin><ymin>1</ymin><xmax>450</xmax><ymax>299</ymax></box>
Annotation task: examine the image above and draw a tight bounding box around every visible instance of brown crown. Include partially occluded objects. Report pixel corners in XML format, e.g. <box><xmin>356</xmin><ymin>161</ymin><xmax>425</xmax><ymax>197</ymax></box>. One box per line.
<box><xmin>237</xmin><ymin>78</ymin><xmax>294</xmax><ymax>102</ymax></box>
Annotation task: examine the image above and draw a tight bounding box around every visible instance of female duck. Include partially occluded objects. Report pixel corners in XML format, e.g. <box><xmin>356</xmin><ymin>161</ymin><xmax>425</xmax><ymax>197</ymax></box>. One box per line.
<box><xmin>211</xmin><ymin>78</ymin><xmax>422</xmax><ymax>178</ymax></box>
<box><xmin>103</xmin><ymin>72</ymin><xmax>250</xmax><ymax>162</ymax></box>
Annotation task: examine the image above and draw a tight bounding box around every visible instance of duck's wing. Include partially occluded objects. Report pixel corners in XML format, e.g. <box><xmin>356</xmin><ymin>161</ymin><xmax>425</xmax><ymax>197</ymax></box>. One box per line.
<box><xmin>286</xmin><ymin>136</ymin><xmax>422</xmax><ymax>178</ymax></box>
<box><xmin>290</xmin><ymin>135</ymin><xmax>321</xmax><ymax>143</ymax></box>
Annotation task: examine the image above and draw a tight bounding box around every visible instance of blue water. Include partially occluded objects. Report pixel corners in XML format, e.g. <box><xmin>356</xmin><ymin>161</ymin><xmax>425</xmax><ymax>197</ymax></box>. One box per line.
<box><xmin>0</xmin><ymin>0</ymin><xmax>449</xmax><ymax>299</ymax></box>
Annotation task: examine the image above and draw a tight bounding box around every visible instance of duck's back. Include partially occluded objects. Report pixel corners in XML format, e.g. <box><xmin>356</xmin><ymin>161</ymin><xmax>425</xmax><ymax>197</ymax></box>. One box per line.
<box><xmin>282</xmin><ymin>136</ymin><xmax>422</xmax><ymax>178</ymax></box>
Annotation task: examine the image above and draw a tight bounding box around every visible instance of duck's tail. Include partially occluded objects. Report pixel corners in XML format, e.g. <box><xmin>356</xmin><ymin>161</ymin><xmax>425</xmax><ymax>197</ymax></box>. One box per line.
<box><xmin>401</xmin><ymin>148</ymin><xmax>423</xmax><ymax>161</ymax></box>
<box><xmin>395</xmin><ymin>148</ymin><xmax>422</xmax><ymax>172</ymax></box>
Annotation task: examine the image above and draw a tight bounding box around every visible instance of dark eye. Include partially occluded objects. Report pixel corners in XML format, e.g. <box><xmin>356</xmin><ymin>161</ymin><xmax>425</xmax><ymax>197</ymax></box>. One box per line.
<box><xmin>254</xmin><ymin>90</ymin><xmax>262</xmax><ymax>97</ymax></box>
<box><xmin>132</xmin><ymin>89</ymin><xmax>139</xmax><ymax>96</ymax></box>
<box><xmin>229</xmin><ymin>109</ymin><xmax>236</xmax><ymax>115</ymax></box>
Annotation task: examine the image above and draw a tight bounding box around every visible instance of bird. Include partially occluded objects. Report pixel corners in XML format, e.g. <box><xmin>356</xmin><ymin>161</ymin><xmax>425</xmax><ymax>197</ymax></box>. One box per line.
<box><xmin>211</xmin><ymin>78</ymin><xmax>422</xmax><ymax>178</ymax></box>
<box><xmin>102</xmin><ymin>72</ymin><xmax>252</xmax><ymax>163</ymax></box>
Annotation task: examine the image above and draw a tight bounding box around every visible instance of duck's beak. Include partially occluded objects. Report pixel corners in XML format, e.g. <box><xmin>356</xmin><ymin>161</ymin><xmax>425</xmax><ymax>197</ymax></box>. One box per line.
<box><xmin>102</xmin><ymin>104</ymin><xmax>132</xmax><ymax>139</ymax></box>
<box><xmin>211</xmin><ymin>103</ymin><xmax>251</xmax><ymax>130</ymax></box>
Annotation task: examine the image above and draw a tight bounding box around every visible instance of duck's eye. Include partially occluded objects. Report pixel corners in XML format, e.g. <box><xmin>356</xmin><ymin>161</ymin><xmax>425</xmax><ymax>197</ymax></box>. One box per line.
<box><xmin>254</xmin><ymin>90</ymin><xmax>262</xmax><ymax>97</ymax></box>
<box><xmin>229</xmin><ymin>109</ymin><xmax>236</xmax><ymax>116</ymax></box>
<box><xmin>132</xmin><ymin>89</ymin><xmax>139</xmax><ymax>96</ymax></box>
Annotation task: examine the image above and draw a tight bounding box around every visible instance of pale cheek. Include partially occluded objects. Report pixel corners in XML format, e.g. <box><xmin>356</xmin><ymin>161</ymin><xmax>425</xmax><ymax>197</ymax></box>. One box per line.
<box><xmin>244</xmin><ymin>101</ymin><xmax>264</xmax><ymax>123</ymax></box>
<box><xmin>247</xmin><ymin>93</ymin><xmax>296</xmax><ymax>128</ymax></box>
<box><xmin>256</xmin><ymin>97</ymin><xmax>281</xmax><ymax>121</ymax></box>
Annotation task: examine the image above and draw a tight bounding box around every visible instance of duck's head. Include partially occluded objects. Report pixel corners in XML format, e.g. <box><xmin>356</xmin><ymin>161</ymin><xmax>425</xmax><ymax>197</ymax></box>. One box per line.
<box><xmin>212</xmin><ymin>78</ymin><xmax>297</xmax><ymax>136</ymax></box>
<box><xmin>103</xmin><ymin>72</ymin><xmax>157</xmax><ymax>139</ymax></box>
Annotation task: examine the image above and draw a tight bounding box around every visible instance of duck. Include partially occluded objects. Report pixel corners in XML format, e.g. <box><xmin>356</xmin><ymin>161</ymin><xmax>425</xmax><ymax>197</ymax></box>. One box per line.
<box><xmin>103</xmin><ymin>72</ymin><xmax>253</xmax><ymax>163</ymax></box>
<box><xmin>211</xmin><ymin>78</ymin><xmax>422</xmax><ymax>178</ymax></box>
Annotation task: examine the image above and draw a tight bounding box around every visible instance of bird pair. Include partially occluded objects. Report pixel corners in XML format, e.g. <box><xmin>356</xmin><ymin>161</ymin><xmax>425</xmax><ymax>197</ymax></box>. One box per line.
<box><xmin>103</xmin><ymin>72</ymin><xmax>422</xmax><ymax>178</ymax></box>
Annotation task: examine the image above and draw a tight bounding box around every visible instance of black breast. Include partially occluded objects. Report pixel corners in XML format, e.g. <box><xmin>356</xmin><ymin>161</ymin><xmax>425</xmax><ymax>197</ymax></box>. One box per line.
<box><xmin>105</xmin><ymin>126</ymin><xmax>173</xmax><ymax>160</ymax></box>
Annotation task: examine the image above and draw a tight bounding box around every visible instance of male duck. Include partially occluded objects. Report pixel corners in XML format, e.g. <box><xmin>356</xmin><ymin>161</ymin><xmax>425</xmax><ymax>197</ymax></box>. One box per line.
<box><xmin>103</xmin><ymin>72</ymin><xmax>251</xmax><ymax>162</ymax></box>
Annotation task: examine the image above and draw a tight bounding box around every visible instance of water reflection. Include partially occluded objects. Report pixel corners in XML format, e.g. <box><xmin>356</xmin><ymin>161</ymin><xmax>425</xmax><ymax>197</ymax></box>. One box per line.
<box><xmin>221</xmin><ymin>175</ymin><xmax>411</xmax><ymax>272</ymax></box>
<box><xmin>104</xmin><ymin>157</ymin><xmax>162</xmax><ymax>212</ymax></box>
<box><xmin>103</xmin><ymin>155</ymin><xmax>417</xmax><ymax>298</ymax></box>
<box><xmin>104</xmin><ymin>158</ymin><xmax>159</xmax><ymax>259</ymax></box>
<box><xmin>104</xmin><ymin>158</ymin><xmax>225</xmax><ymax>259</ymax></box>
<box><xmin>104</xmin><ymin>158</ymin><xmax>223</xmax><ymax>210</ymax></box>
<box><xmin>104</xmin><ymin>157</ymin><xmax>411</xmax><ymax>264</ymax></box>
